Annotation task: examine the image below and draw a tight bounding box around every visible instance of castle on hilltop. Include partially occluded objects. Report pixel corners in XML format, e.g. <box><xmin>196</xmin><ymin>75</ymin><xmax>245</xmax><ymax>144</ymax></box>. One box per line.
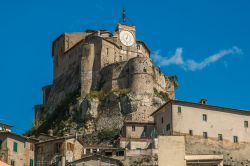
<box><xmin>34</xmin><ymin>18</ymin><xmax>175</xmax><ymax>135</ymax></box>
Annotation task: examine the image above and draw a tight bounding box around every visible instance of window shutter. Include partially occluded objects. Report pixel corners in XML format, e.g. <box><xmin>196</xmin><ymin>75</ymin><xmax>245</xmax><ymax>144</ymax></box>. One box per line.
<box><xmin>178</xmin><ymin>107</ymin><xmax>182</xmax><ymax>113</ymax></box>
<box><xmin>30</xmin><ymin>159</ymin><xmax>34</xmax><ymax>166</ymax></box>
<box><xmin>13</xmin><ymin>142</ymin><xmax>18</xmax><ymax>152</ymax></box>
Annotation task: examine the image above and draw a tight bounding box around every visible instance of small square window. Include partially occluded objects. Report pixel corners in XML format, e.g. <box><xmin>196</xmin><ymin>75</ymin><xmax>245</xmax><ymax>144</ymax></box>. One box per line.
<box><xmin>244</xmin><ymin>121</ymin><xmax>248</xmax><ymax>128</ymax></box>
<box><xmin>233</xmin><ymin>136</ymin><xmax>238</xmax><ymax>143</ymax></box>
<box><xmin>202</xmin><ymin>114</ymin><xmax>207</xmax><ymax>121</ymax></box>
<box><xmin>132</xmin><ymin>125</ymin><xmax>135</xmax><ymax>132</ymax></box>
<box><xmin>177</xmin><ymin>106</ymin><xmax>182</xmax><ymax>113</ymax></box>
<box><xmin>218</xmin><ymin>134</ymin><xmax>223</xmax><ymax>141</ymax></box>
<box><xmin>189</xmin><ymin>130</ymin><xmax>193</xmax><ymax>136</ymax></box>
<box><xmin>203</xmin><ymin>132</ymin><xmax>208</xmax><ymax>139</ymax></box>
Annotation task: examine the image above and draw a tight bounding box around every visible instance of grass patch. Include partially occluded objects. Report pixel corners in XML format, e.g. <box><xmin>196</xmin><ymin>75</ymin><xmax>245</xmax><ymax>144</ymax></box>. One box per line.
<box><xmin>153</xmin><ymin>88</ymin><xmax>169</xmax><ymax>102</ymax></box>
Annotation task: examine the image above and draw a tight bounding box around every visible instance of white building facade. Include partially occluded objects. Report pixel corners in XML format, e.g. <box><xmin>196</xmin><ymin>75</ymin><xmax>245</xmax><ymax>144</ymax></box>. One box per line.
<box><xmin>152</xmin><ymin>100</ymin><xmax>250</xmax><ymax>143</ymax></box>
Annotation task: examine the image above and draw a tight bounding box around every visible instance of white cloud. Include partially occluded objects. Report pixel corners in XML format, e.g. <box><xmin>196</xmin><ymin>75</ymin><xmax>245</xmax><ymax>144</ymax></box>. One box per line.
<box><xmin>152</xmin><ymin>48</ymin><xmax>184</xmax><ymax>66</ymax></box>
<box><xmin>151</xmin><ymin>46</ymin><xmax>242</xmax><ymax>71</ymax></box>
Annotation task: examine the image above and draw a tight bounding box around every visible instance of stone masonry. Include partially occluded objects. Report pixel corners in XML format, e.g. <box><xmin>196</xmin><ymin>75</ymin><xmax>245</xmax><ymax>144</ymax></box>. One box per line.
<box><xmin>34</xmin><ymin>23</ymin><xmax>175</xmax><ymax>135</ymax></box>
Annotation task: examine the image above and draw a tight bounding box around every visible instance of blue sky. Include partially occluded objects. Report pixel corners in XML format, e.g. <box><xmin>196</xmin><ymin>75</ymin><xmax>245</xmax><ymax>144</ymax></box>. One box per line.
<box><xmin>0</xmin><ymin>0</ymin><xmax>249</xmax><ymax>134</ymax></box>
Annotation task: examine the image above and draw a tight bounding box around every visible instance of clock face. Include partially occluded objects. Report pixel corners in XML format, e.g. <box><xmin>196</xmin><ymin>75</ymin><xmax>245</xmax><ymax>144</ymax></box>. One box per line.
<box><xmin>119</xmin><ymin>30</ymin><xmax>135</xmax><ymax>46</ymax></box>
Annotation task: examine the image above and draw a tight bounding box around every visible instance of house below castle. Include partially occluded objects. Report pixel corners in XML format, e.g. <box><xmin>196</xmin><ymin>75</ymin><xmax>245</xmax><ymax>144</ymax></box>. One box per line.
<box><xmin>118</xmin><ymin>99</ymin><xmax>250</xmax><ymax>165</ymax></box>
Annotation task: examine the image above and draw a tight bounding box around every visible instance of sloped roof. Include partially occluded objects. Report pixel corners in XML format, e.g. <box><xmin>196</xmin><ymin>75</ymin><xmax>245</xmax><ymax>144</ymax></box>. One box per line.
<box><xmin>68</xmin><ymin>154</ymin><xmax>124</xmax><ymax>166</ymax></box>
<box><xmin>151</xmin><ymin>99</ymin><xmax>250</xmax><ymax>116</ymax></box>
<box><xmin>0</xmin><ymin>131</ymin><xmax>38</xmax><ymax>143</ymax></box>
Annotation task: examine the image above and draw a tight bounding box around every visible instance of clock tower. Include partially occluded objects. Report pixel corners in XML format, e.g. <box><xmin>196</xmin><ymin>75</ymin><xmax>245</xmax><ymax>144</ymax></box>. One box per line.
<box><xmin>116</xmin><ymin>9</ymin><xmax>136</xmax><ymax>48</ymax></box>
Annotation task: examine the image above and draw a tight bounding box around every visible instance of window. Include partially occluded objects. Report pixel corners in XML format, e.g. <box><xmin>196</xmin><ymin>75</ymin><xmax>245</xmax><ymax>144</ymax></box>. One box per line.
<box><xmin>106</xmin><ymin>48</ymin><xmax>109</xmax><ymax>55</ymax></box>
<box><xmin>67</xmin><ymin>142</ymin><xmax>74</xmax><ymax>151</ymax></box>
<box><xmin>177</xmin><ymin>106</ymin><xmax>182</xmax><ymax>113</ymax></box>
<box><xmin>144</xmin><ymin>126</ymin><xmax>147</xmax><ymax>133</ymax></box>
<box><xmin>54</xmin><ymin>143</ymin><xmax>61</xmax><ymax>153</ymax></box>
<box><xmin>137</xmin><ymin>44</ymin><xmax>140</xmax><ymax>50</ymax></box>
<box><xmin>0</xmin><ymin>140</ymin><xmax>2</xmax><ymax>149</ymax></box>
<box><xmin>30</xmin><ymin>144</ymin><xmax>34</xmax><ymax>151</ymax></box>
<box><xmin>189</xmin><ymin>130</ymin><xmax>193</xmax><ymax>136</ymax></box>
<box><xmin>13</xmin><ymin>142</ymin><xmax>18</xmax><ymax>152</ymax></box>
<box><xmin>161</xmin><ymin>117</ymin><xmax>164</xmax><ymax>124</ymax></box>
<box><xmin>132</xmin><ymin>125</ymin><xmax>135</xmax><ymax>132</ymax></box>
<box><xmin>218</xmin><ymin>134</ymin><xmax>223</xmax><ymax>141</ymax></box>
<box><xmin>166</xmin><ymin>124</ymin><xmax>170</xmax><ymax>131</ymax></box>
<box><xmin>11</xmin><ymin>160</ymin><xmax>15</xmax><ymax>166</ymax></box>
<box><xmin>244</xmin><ymin>121</ymin><xmax>248</xmax><ymax>128</ymax></box>
<box><xmin>93</xmin><ymin>149</ymin><xmax>97</xmax><ymax>153</ymax></box>
<box><xmin>203</xmin><ymin>132</ymin><xmax>208</xmax><ymax>139</ymax></box>
<box><xmin>29</xmin><ymin>159</ymin><xmax>34</xmax><ymax>166</ymax></box>
<box><xmin>233</xmin><ymin>136</ymin><xmax>238</xmax><ymax>143</ymax></box>
<box><xmin>202</xmin><ymin>114</ymin><xmax>207</xmax><ymax>121</ymax></box>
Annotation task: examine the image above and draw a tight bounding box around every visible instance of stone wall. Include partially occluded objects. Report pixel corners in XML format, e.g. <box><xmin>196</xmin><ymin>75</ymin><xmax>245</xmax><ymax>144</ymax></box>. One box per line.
<box><xmin>52</xmin><ymin>32</ymin><xmax>87</xmax><ymax>80</ymax></box>
<box><xmin>35</xmin><ymin>138</ymin><xmax>83</xmax><ymax>164</ymax></box>
<box><xmin>185</xmin><ymin>135</ymin><xmax>250</xmax><ymax>165</ymax></box>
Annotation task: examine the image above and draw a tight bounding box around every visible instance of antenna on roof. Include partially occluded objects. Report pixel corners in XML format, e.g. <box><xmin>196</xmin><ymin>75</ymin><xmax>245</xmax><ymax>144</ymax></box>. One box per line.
<box><xmin>119</xmin><ymin>7</ymin><xmax>134</xmax><ymax>26</ymax></box>
<box><xmin>122</xmin><ymin>7</ymin><xmax>126</xmax><ymax>23</ymax></box>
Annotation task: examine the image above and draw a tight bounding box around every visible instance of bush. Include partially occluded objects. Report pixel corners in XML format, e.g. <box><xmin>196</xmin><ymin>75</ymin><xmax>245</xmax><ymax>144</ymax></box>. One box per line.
<box><xmin>97</xmin><ymin>129</ymin><xmax>120</xmax><ymax>144</ymax></box>
<box><xmin>169</xmin><ymin>75</ymin><xmax>180</xmax><ymax>89</ymax></box>
<box><xmin>153</xmin><ymin>88</ymin><xmax>169</xmax><ymax>102</ymax></box>
<box><xmin>25</xmin><ymin>90</ymin><xmax>80</xmax><ymax>136</ymax></box>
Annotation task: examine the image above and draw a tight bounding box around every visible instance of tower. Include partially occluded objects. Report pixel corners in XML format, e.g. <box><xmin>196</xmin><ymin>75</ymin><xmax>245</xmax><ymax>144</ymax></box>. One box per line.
<box><xmin>116</xmin><ymin>8</ymin><xmax>136</xmax><ymax>49</ymax></box>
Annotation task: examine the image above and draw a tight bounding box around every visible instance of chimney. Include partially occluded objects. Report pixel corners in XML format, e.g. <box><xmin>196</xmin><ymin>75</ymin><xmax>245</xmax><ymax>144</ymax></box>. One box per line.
<box><xmin>48</xmin><ymin>129</ymin><xmax>53</xmax><ymax>136</ymax></box>
<box><xmin>199</xmin><ymin>99</ymin><xmax>207</xmax><ymax>105</ymax></box>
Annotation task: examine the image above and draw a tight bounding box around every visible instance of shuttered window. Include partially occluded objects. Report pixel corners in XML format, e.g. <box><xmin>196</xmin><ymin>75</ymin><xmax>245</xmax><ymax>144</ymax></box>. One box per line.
<box><xmin>30</xmin><ymin>159</ymin><xmax>34</xmax><ymax>166</ymax></box>
<box><xmin>13</xmin><ymin>142</ymin><xmax>18</xmax><ymax>152</ymax></box>
<box><xmin>177</xmin><ymin>106</ymin><xmax>182</xmax><ymax>113</ymax></box>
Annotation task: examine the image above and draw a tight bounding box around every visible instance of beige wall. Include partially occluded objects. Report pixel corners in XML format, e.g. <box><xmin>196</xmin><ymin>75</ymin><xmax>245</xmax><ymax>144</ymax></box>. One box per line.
<box><xmin>119</xmin><ymin>138</ymin><xmax>152</xmax><ymax>150</ymax></box>
<box><xmin>65</xmin><ymin>138</ymin><xmax>83</xmax><ymax>162</ymax></box>
<box><xmin>0</xmin><ymin>135</ymin><xmax>34</xmax><ymax>166</ymax></box>
<box><xmin>172</xmin><ymin>104</ymin><xmax>250</xmax><ymax>143</ymax></box>
<box><xmin>154</xmin><ymin>104</ymin><xmax>172</xmax><ymax>135</ymax></box>
<box><xmin>158</xmin><ymin>136</ymin><xmax>186</xmax><ymax>166</ymax></box>
<box><xmin>154</xmin><ymin>102</ymin><xmax>250</xmax><ymax>143</ymax></box>
<box><xmin>124</xmin><ymin>124</ymin><xmax>154</xmax><ymax>139</ymax></box>
<box><xmin>36</xmin><ymin>138</ymin><xmax>83</xmax><ymax>164</ymax></box>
